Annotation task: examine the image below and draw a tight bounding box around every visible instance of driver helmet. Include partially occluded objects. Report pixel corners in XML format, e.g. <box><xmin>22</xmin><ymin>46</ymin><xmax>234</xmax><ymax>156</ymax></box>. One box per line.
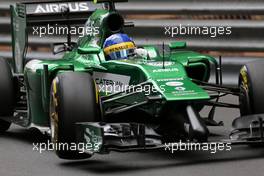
<box><xmin>103</xmin><ymin>33</ymin><xmax>136</xmax><ymax>60</ymax></box>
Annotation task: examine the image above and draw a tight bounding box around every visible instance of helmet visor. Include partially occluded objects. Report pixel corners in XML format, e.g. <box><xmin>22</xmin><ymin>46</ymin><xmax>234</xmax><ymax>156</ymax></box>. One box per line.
<box><xmin>107</xmin><ymin>48</ymin><xmax>135</xmax><ymax>60</ymax></box>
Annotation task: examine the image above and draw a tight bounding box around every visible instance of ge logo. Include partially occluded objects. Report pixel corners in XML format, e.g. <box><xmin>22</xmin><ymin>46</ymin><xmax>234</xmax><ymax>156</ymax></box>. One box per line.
<box><xmin>175</xmin><ymin>87</ymin><xmax>186</xmax><ymax>91</ymax></box>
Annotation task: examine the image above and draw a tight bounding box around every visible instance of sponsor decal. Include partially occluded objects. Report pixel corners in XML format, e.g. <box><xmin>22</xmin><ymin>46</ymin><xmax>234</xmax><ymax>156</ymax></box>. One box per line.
<box><xmin>157</xmin><ymin>78</ymin><xmax>184</xmax><ymax>82</ymax></box>
<box><xmin>93</xmin><ymin>72</ymin><xmax>130</xmax><ymax>93</ymax></box>
<box><xmin>171</xmin><ymin>90</ymin><xmax>197</xmax><ymax>95</ymax></box>
<box><xmin>104</xmin><ymin>42</ymin><xmax>135</xmax><ymax>55</ymax></box>
<box><xmin>175</xmin><ymin>87</ymin><xmax>186</xmax><ymax>91</ymax></box>
<box><xmin>165</xmin><ymin>81</ymin><xmax>184</xmax><ymax>87</ymax></box>
<box><xmin>153</xmin><ymin>68</ymin><xmax>179</xmax><ymax>73</ymax></box>
<box><xmin>146</xmin><ymin>61</ymin><xmax>174</xmax><ymax>67</ymax></box>
<box><xmin>84</xmin><ymin>128</ymin><xmax>102</xmax><ymax>145</ymax></box>
<box><xmin>34</xmin><ymin>2</ymin><xmax>90</xmax><ymax>13</ymax></box>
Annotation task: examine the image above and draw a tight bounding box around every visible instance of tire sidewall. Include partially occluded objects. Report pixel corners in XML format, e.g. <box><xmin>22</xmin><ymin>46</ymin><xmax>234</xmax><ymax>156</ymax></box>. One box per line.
<box><xmin>239</xmin><ymin>61</ymin><xmax>264</xmax><ymax>115</ymax></box>
<box><xmin>0</xmin><ymin>58</ymin><xmax>14</xmax><ymax>116</ymax></box>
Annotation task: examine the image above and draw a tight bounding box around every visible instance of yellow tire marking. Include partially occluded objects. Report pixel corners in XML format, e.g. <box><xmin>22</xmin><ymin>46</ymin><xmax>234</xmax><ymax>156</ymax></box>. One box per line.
<box><xmin>94</xmin><ymin>81</ymin><xmax>99</xmax><ymax>104</ymax></box>
<box><xmin>240</xmin><ymin>66</ymin><xmax>249</xmax><ymax>91</ymax></box>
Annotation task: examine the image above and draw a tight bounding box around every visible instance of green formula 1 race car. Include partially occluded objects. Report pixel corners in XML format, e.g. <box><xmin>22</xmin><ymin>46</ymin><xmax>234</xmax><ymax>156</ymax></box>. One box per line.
<box><xmin>1</xmin><ymin>0</ymin><xmax>264</xmax><ymax>160</ymax></box>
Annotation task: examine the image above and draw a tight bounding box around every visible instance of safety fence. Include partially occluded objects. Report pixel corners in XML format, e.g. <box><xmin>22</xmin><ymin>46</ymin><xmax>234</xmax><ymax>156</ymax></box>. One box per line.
<box><xmin>0</xmin><ymin>0</ymin><xmax>263</xmax><ymax>85</ymax></box>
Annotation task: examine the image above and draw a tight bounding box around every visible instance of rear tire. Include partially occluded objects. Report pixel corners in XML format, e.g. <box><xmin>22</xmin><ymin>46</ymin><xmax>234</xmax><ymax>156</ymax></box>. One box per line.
<box><xmin>239</xmin><ymin>60</ymin><xmax>264</xmax><ymax>115</ymax></box>
<box><xmin>0</xmin><ymin>58</ymin><xmax>14</xmax><ymax>133</ymax></box>
<box><xmin>50</xmin><ymin>72</ymin><xmax>100</xmax><ymax>159</ymax></box>
<box><xmin>0</xmin><ymin>119</ymin><xmax>11</xmax><ymax>133</ymax></box>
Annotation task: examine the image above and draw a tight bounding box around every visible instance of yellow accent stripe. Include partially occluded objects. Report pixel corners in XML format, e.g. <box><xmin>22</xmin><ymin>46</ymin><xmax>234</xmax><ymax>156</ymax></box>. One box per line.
<box><xmin>104</xmin><ymin>42</ymin><xmax>135</xmax><ymax>55</ymax></box>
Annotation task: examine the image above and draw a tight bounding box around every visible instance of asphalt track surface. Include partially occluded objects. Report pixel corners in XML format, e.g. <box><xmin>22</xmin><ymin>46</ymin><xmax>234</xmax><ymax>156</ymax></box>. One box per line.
<box><xmin>1</xmin><ymin>95</ymin><xmax>264</xmax><ymax>176</ymax></box>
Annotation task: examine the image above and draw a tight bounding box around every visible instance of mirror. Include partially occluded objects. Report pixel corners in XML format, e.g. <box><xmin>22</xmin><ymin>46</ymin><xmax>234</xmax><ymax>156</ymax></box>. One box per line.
<box><xmin>169</xmin><ymin>41</ymin><xmax>187</xmax><ymax>50</ymax></box>
<box><xmin>78</xmin><ymin>47</ymin><xmax>101</xmax><ymax>55</ymax></box>
<box><xmin>52</xmin><ymin>42</ymin><xmax>76</xmax><ymax>55</ymax></box>
<box><xmin>52</xmin><ymin>43</ymin><xmax>66</xmax><ymax>55</ymax></box>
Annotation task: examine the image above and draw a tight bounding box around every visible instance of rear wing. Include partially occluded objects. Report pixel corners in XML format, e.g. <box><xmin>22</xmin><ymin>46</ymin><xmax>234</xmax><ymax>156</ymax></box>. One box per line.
<box><xmin>10</xmin><ymin>1</ymin><xmax>101</xmax><ymax>73</ymax></box>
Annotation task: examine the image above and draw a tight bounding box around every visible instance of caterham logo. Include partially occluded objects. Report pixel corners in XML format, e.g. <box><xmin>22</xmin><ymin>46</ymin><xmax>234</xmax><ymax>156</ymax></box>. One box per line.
<box><xmin>34</xmin><ymin>2</ymin><xmax>90</xmax><ymax>13</ymax></box>
<box><xmin>93</xmin><ymin>72</ymin><xmax>131</xmax><ymax>93</ymax></box>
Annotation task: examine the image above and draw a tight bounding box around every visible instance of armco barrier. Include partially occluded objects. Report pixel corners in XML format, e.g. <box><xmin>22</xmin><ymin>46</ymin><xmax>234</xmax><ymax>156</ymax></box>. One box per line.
<box><xmin>0</xmin><ymin>0</ymin><xmax>263</xmax><ymax>85</ymax></box>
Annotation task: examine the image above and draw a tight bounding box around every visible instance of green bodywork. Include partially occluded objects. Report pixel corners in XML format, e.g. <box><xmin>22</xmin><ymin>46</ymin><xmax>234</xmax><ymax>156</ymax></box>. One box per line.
<box><xmin>11</xmin><ymin>3</ymin><xmax>217</xmax><ymax>127</ymax></box>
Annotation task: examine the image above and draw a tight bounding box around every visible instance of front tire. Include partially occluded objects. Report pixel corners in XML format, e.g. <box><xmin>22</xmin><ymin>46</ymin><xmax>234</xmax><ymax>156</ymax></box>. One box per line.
<box><xmin>239</xmin><ymin>60</ymin><xmax>264</xmax><ymax>115</ymax></box>
<box><xmin>50</xmin><ymin>72</ymin><xmax>100</xmax><ymax>159</ymax></box>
